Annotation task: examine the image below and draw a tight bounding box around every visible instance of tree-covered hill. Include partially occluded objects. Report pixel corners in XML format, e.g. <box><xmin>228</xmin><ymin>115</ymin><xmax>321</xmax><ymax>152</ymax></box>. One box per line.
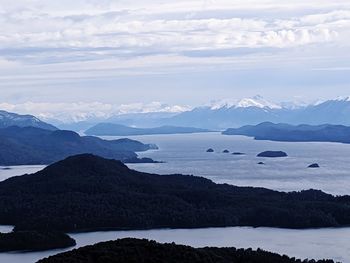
<box><xmin>37</xmin><ymin>238</ymin><xmax>334</xmax><ymax>263</ymax></box>
<box><xmin>1</xmin><ymin>154</ymin><xmax>350</xmax><ymax>236</ymax></box>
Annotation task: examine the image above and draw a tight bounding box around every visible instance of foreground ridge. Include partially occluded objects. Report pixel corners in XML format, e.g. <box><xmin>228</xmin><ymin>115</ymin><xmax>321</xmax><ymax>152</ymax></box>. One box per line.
<box><xmin>37</xmin><ymin>238</ymin><xmax>335</xmax><ymax>263</ymax></box>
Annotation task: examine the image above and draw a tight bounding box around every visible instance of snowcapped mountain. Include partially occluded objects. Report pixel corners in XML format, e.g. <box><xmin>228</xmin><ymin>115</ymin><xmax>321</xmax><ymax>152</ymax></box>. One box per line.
<box><xmin>0</xmin><ymin>110</ymin><xmax>57</xmax><ymax>130</ymax></box>
<box><xmin>161</xmin><ymin>96</ymin><xmax>350</xmax><ymax>129</ymax></box>
<box><xmin>210</xmin><ymin>95</ymin><xmax>281</xmax><ymax>110</ymax></box>
<box><xmin>4</xmin><ymin>96</ymin><xmax>350</xmax><ymax>132</ymax></box>
<box><xmin>164</xmin><ymin>96</ymin><xmax>285</xmax><ymax>129</ymax></box>
<box><xmin>236</xmin><ymin>95</ymin><xmax>282</xmax><ymax>109</ymax></box>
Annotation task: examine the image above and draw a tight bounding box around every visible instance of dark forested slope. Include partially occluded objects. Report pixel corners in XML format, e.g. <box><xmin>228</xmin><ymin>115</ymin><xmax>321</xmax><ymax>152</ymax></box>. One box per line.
<box><xmin>1</xmin><ymin>154</ymin><xmax>350</xmax><ymax>234</ymax></box>
<box><xmin>37</xmin><ymin>238</ymin><xmax>334</xmax><ymax>263</ymax></box>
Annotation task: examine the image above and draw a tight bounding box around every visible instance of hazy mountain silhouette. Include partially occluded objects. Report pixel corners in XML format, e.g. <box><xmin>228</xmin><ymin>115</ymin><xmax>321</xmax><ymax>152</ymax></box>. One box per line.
<box><xmin>223</xmin><ymin>122</ymin><xmax>350</xmax><ymax>144</ymax></box>
<box><xmin>48</xmin><ymin>97</ymin><xmax>350</xmax><ymax>131</ymax></box>
<box><xmin>0</xmin><ymin>110</ymin><xmax>57</xmax><ymax>130</ymax></box>
<box><xmin>85</xmin><ymin>123</ymin><xmax>211</xmax><ymax>136</ymax></box>
<box><xmin>165</xmin><ymin>97</ymin><xmax>350</xmax><ymax>129</ymax></box>
<box><xmin>0</xmin><ymin>127</ymin><xmax>156</xmax><ymax>165</ymax></box>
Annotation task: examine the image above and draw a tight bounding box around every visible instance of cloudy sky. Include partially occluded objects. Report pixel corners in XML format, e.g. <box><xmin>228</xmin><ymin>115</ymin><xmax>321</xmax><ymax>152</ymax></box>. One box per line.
<box><xmin>1</xmin><ymin>0</ymin><xmax>350</xmax><ymax>121</ymax></box>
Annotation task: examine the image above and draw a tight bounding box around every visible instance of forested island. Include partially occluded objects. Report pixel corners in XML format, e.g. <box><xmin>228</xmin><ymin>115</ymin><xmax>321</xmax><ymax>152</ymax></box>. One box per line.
<box><xmin>223</xmin><ymin>122</ymin><xmax>350</xmax><ymax>144</ymax></box>
<box><xmin>37</xmin><ymin>238</ymin><xmax>334</xmax><ymax>263</ymax></box>
<box><xmin>0</xmin><ymin>126</ymin><xmax>158</xmax><ymax>165</ymax></box>
<box><xmin>0</xmin><ymin>231</ymin><xmax>75</xmax><ymax>252</ymax></box>
<box><xmin>257</xmin><ymin>151</ymin><xmax>288</xmax><ymax>158</ymax></box>
<box><xmin>1</xmin><ymin>154</ymin><xmax>350</xmax><ymax>252</ymax></box>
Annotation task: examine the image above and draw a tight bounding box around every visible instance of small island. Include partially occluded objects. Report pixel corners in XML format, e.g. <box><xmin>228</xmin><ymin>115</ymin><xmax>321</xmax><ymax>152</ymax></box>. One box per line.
<box><xmin>258</xmin><ymin>162</ymin><xmax>265</xmax><ymax>165</ymax></box>
<box><xmin>223</xmin><ymin>150</ymin><xmax>230</xmax><ymax>153</ymax></box>
<box><xmin>37</xmin><ymin>238</ymin><xmax>334</xmax><ymax>263</ymax></box>
<box><xmin>124</xmin><ymin>157</ymin><xmax>161</xmax><ymax>164</ymax></box>
<box><xmin>232</xmin><ymin>152</ymin><xmax>245</xmax><ymax>155</ymax></box>
<box><xmin>257</xmin><ymin>151</ymin><xmax>288</xmax><ymax>158</ymax></box>
<box><xmin>206</xmin><ymin>148</ymin><xmax>214</xmax><ymax>153</ymax></box>
<box><xmin>308</xmin><ymin>163</ymin><xmax>320</xmax><ymax>168</ymax></box>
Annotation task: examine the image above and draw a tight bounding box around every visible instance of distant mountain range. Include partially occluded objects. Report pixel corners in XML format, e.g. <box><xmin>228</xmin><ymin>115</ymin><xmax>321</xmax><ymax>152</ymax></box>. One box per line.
<box><xmin>0</xmin><ymin>110</ymin><xmax>57</xmax><ymax>130</ymax></box>
<box><xmin>49</xmin><ymin>96</ymin><xmax>350</xmax><ymax>132</ymax></box>
<box><xmin>163</xmin><ymin>96</ymin><xmax>350</xmax><ymax>129</ymax></box>
<box><xmin>4</xmin><ymin>96</ymin><xmax>350</xmax><ymax>132</ymax></box>
<box><xmin>85</xmin><ymin>123</ymin><xmax>211</xmax><ymax>136</ymax></box>
<box><xmin>223</xmin><ymin>122</ymin><xmax>350</xmax><ymax>144</ymax></box>
<box><xmin>0</xmin><ymin>126</ymin><xmax>157</xmax><ymax>165</ymax></box>
<box><xmin>54</xmin><ymin>112</ymin><xmax>179</xmax><ymax>132</ymax></box>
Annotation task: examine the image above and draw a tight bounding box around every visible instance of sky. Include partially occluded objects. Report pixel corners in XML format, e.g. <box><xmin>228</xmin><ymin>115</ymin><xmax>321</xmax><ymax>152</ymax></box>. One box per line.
<box><xmin>0</xmin><ymin>0</ymin><xmax>350</xmax><ymax>121</ymax></box>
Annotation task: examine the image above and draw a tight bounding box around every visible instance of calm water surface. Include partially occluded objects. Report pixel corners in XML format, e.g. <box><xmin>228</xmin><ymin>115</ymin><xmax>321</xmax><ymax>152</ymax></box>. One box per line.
<box><xmin>0</xmin><ymin>165</ymin><xmax>46</xmax><ymax>182</ymax></box>
<box><xmin>0</xmin><ymin>227</ymin><xmax>349</xmax><ymax>263</ymax></box>
<box><xmin>1</xmin><ymin>133</ymin><xmax>350</xmax><ymax>262</ymax></box>
<box><xmin>115</xmin><ymin>132</ymin><xmax>350</xmax><ymax>195</ymax></box>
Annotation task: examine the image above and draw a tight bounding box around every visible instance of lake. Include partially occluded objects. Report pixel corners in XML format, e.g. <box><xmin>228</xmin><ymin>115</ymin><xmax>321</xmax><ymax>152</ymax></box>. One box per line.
<box><xmin>120</xmin><ymin>132</ymin><xmax>350</xmax><ymax>195</ymax></box>
<box><xmin>0</xmin><ymin>227</ymin><xmax>349</xmax><ymax>263</ymax></box>
<box><xmin>2</xmin><ymin>132</ymin><xmax>350</xmax><ymax>262</ymax></box>
<box><xmin>0</xmin><ymin>165</ymin><xmax>46</xmax><ymax>182</ymax></box>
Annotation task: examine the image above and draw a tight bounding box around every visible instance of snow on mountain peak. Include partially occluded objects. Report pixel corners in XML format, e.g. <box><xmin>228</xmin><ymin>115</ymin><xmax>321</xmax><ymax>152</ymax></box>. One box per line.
<box><xmin>210</xmin><ymin>99</ymin><xmax>237</xmax><ymax>110</ymax></box>
<box><xmin>335</xmin><ymin>96</ymin><xmax>350</xmax><ymax>102</ymax></box>
<box><xmin>314</xmin><ymin>96</ymin><xmax>350</xmax><ymax>106</ymax></box>
<box><xmin>211</xmin><ymin>95</ymin><xmax>281</xmax><ymax>110</ymax></box>
<box><xmin>236</xmin><ymin>95</ymin><xmax>281</xmax><ymax>109</ymax></box>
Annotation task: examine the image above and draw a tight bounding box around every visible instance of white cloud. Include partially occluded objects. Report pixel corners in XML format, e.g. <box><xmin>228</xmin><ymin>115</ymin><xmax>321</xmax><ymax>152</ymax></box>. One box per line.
<box><xmin>0</xmin><ymin>1</ymin><xmax>349</xmax><ymax>61</ymax></box>
<box><xmin>0</xmin><ymin>0</ymin><xmax>349</xmax><ymax>106</ymax></box>
<box><xmin>0</xmin><ymin>13</ymin><xmax>342</xmax><ymax>51</ymax></box>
